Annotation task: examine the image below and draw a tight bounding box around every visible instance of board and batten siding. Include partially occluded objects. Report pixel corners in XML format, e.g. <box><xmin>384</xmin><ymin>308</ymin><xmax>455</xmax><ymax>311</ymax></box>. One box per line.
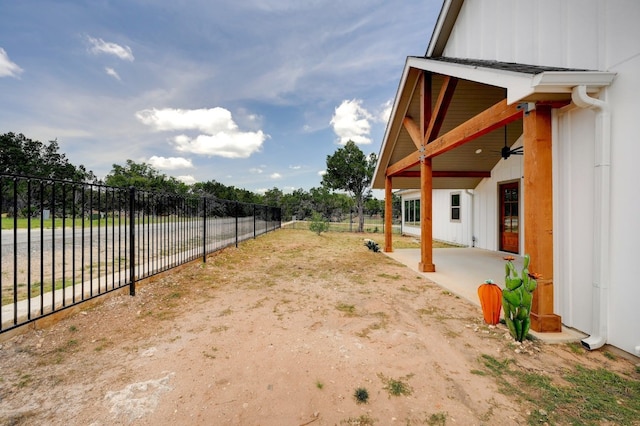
<box><xmin>400</xmin><ymin>189</ymin><xmax>472</xmax><ymax>247</ymax></box>
<box><xmin>439</xmin><ymin>0</ymin><xmax>640</xmax><ymax>356</ymax></box>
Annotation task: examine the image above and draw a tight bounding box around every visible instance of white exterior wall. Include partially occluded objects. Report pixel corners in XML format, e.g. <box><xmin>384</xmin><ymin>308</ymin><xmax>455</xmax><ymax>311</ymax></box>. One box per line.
<box><xmin>440</xmin><ymin>0</ymin><xmax>640</xmax><ymax>355</ymax></box>
<box><xmin>400</xmin><ymin>189</ymin><xmax>472</xmax><ymax>246</ymax></box>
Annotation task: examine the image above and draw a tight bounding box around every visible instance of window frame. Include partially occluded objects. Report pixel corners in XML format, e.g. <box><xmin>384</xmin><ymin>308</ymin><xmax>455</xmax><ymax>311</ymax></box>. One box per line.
<box><xmin>450</xmin><ymin>192</ymin><xmax>461</xmax><ymax>222</ymax></box>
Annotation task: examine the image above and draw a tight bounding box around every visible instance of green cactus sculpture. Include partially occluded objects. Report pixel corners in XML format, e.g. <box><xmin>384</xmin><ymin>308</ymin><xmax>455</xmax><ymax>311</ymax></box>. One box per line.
<box><xmin>502</xmin><ymin>254</ymin><xmax>539</xmax><ymax>342</ymax></box>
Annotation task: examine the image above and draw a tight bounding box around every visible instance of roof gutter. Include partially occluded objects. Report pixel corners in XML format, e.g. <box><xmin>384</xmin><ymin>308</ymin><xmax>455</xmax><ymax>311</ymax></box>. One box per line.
<box><xmin>571</xmin><ymin>85</ymin><xmax>611</xmax><ymax>351</ymax></box>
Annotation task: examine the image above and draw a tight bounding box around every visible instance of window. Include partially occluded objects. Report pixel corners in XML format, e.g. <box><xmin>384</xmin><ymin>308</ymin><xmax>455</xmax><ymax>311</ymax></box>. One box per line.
<box><xmin>404</xmin><ymin>199</ymin><xmax>420</xmax><ymax>226</ymax></box>
<box><xmin>450</xmin><ymin>192</ymin><xmax>461</xmax><ymax>222</ymax></box>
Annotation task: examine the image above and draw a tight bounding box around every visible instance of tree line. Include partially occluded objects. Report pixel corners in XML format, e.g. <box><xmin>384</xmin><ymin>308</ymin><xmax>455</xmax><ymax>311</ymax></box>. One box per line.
<box><xmin>1</xmin><ymin>133</ymin><xmax>400</xmax><ymax>225</ymax></box>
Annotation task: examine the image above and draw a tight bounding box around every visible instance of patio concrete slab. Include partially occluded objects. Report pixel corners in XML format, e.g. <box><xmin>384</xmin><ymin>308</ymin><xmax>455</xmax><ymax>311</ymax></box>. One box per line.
<box><xmin>384</xmin><ymin>247</ymin><xmax>587</xmax><ymax>344</ymax></box>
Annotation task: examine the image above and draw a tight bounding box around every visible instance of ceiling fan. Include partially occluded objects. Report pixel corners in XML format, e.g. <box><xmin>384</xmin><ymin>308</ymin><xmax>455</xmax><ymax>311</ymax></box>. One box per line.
<box><xmin>501</xmin><ymin>144</ymin><xmax>523</xmax><ymax>160</ymax></box>
<box><xmin>499</xmin><ymin>126</ymin><xmax>523</xmax><ymax>160</ymax></box>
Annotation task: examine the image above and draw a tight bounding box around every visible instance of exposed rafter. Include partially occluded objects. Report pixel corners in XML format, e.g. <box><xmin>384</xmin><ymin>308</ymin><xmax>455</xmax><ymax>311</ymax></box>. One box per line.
<box><xmin>387</xmin><ymin>98</ymin><xmax>523</xmax><ymax>177</ymax></box>
<box><xmin>424</xmin><ymin>75</ymin><xmax>457</xmax><ymax>143</ymax></box>
<box><xmin>402</xmin><ymin>117</ymin><xmax>423</xmax><ymax>150</ymax></box>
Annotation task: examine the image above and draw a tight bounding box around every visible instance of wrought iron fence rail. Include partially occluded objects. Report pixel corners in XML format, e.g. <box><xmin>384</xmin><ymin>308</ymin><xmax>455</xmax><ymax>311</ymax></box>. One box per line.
<box><xmin>0</xmin><ymin>174</ymin><xmax>281</xmax><ymax>333</ymax></box>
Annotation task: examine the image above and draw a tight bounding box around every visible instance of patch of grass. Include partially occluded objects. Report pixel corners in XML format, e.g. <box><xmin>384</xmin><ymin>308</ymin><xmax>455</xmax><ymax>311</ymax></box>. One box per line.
<box><xmin>378</xmin><ymin>373</ymin><xmax>414</xmax><ymax>397</ymax></box>
<box><xmin>219</xmin><ymin>307</ymin><xmax>233</xmax><ymax>316</ymax></box>
<box><xmin>470</xmin><ymin>369</ymin><xmax>487</xmax><ymax>376</ymax></box>
<box><xmin>417</xmin><ymin>306</ymin><xmax>437</xmax><ymax>316</ymax></box>
<box><xmin>68</xmin><ymin>325</ymin><xmax>78</xmax><ymax>332</ymax></box>
<box><xmin>94</xmin><ymin>338</ymin><xmax>113</xmax><ymax>352</ymax></box>
<box><xmin>425</xmin><ymin>412</ymin><xmax>447</xmax><ymax>426</ymax></box>
<box><xmin>603</xmin><ymin>350</ymin><xmax>617</xmax><ymax>360</ymax></box>
<box><xmin>17</xmin><ymin>374</ymin><xmax>32</xmax><ymax>388</ymax></box>
<box><xmin>377</xmin><ymin>273</ymin><xmax>401</xmax><ymax>280</ymax></box>
<box><xmin>357</xmin><ymin>312</ymin><xmax>389</xmax><ymax>338</ymax></box>
<box><xmin>336</xmin><ymin>302</ymin><xmax>357</xmax><ymax>317</ymax></box>
<box><xmin>566</xmin><ymin>342</ymin><xmax>584</xmax><ymax>354</ymax></box>
<box><xmin>477</xmin><ymin>353</ymin><xmax>640</xmax><ymax>424</ymax></box>
<box><xmin>340</xmin><ymin>414</ymin><xmax>376</xmax><ymax>425</ymax></box>
<box><xmin>315</xmin><ymin>380</ymin><xmax>324</xmax><ymax>389</ymax></box>
<box><xmin>353</xmin><ymin>387</ymin><xmax>369</xmax><ymax>404</ymax></box>
<box><xmin>56</xmin><ymin>339</ymin><xmax>79</xmax><ymax>354</ymax></box>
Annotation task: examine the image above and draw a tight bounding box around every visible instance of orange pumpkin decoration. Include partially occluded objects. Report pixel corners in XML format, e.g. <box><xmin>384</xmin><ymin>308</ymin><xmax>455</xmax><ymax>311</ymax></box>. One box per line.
<box><xmin>478</xmin><ymin>280</ymin><xmax>502</xmax><ymax>325</ymax></box>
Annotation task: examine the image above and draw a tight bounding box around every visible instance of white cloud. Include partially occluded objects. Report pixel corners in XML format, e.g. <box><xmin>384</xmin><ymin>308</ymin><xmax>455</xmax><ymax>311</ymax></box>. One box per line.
<box><xmin>249</xmin><ymin>167</ymin><xmax>263</xmax><ymax>174</ymax></box>
<box><xmin>105</xmin><ymin>67</ymin><xmax>121</xmax><ymax>80</ymax></box>
<box><xmin>0</xmin><ymin>48</ymin><xmax>23</xmax><ymax>78</ymax></box>
<box><xmin>87</xmin><ymin>36</ymin><xmax>134</xmax><ymax>61</ymax></box>
<box><xmin>147</xmin><ymin>156</ymin><xmax>193</xmax><ymax>170</ymax></box>
<box><xmin>330</xmin><ymin>99</ymin><xmax>372</xmax><ymax>145</ymax></box>
<box><xmin>378</xmin><ymin>99</ymin><xmax>393</xmax><ymax>123</ymax></box>
<box><xmin>289</xmin><ymin>165</ymin><xmax>301</xmax><ymax>170</ymax></box>
<box><xmin>176</xmin><ymin>175</ymin><xmax>196</xmax><ymax>184</ymax></box>
<box><xmin>318</xmin><ymin>170</ymin><xmax>326</xmax><ymax>176</ymax></box>
<box><xmin>270</xmin><ymin>173</ymin><xmax>282</xmax><ymax>179</ymax></box>
<box><xmin>136</xmin><ymin>107</ymin><xmax>268</xmax><ymax>159</ymax></box>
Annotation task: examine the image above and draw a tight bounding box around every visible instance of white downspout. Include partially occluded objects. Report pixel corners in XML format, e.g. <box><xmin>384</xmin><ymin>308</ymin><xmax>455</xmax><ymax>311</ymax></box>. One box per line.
<box><xmin>571</xmin><ymin>85</ymin><xmax>611</xmax><ymax>351</ymax></box>
<box><xmin>465</xmin><ymin>189</ymin><xmax>475</xmax><ymax>247</ymax></box>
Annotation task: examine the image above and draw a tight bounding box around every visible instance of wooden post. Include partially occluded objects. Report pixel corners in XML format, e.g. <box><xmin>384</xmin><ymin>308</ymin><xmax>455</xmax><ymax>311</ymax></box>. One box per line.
<box><xmin>384</xmin><ymin>175</ymin><xmax>393</xmax><ymax>252</ymax></box>
<box><xmin>419</xmin><ymin>71</ymin><xmax>435</xmax><ymax>272</ymax></box>
<box><xmin>523</xmin><ymin>105</ymin><xmax>561</xmax><ymax>332</ymax></box>
<box><xmin>419</xmin><ymin>157</ymin><xmax>435</xmax><ymax>272</ymax></box>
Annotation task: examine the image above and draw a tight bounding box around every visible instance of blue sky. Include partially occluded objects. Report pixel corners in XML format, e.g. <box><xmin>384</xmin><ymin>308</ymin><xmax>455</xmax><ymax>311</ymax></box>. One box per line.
<box><xmin>1</xmin><ymin>0</ymin><xmax>441</xmax><ymax>193</ymax></box>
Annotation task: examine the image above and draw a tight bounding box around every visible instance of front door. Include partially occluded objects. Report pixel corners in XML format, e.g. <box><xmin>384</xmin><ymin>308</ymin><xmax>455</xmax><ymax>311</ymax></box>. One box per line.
<box><xmin>499</xmin><ymin>182</ymin><xmax>519</xmax><ymax>253</ymax></box>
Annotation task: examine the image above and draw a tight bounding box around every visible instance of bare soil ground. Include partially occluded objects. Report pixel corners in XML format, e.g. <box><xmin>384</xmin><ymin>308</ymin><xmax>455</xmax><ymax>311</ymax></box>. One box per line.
<box><xmin>0</xmin><ymin>230</ymin><xmax>638</xmax><ymax>425</ymax></box>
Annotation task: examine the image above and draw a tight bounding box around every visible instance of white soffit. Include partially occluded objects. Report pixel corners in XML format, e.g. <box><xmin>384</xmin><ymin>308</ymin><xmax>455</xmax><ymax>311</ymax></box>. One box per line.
<box><xmin>406</xmin><ymin>57</ymin><xmax>616</xmax><ymax>104</ymax></box>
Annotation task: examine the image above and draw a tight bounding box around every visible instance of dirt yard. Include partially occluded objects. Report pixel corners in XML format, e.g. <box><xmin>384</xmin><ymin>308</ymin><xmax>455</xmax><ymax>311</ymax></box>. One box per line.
<box><xmin>0</xmin><ymin>230</ymin><xmax>638</xmax><ymax>425</ymax></box>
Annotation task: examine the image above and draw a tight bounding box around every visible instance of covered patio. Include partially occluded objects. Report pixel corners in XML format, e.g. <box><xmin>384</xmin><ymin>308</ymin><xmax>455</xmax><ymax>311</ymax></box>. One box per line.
<box><xmin>374</xmin><ymin>56</ymin><xmax>614</xmax><ymax>334</ymax></box>
<box><xmin>384</xmin><ymin>247</ymin><xmax>586</xmax><ymax>343</ymax></box>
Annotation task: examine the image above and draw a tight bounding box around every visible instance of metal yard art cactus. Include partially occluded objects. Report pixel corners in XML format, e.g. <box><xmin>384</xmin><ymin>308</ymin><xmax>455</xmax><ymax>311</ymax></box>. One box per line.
<box><xmin>502</xmin><ymin>254</ymin><xmax>539</xmax><ymax>342</ymax></box>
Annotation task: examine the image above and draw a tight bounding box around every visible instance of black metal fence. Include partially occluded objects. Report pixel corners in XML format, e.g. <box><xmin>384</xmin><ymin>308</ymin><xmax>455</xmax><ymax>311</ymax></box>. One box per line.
<box><xmin>0</xmin><ymin>174</ymin><xmax>281</xmax><ymax>333</ymax></box>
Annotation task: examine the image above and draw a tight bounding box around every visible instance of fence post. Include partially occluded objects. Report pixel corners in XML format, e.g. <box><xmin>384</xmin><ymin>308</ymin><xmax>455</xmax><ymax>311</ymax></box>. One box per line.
<box><xmin>253</xmin><ymin>204</ymin><xmax>256</xmax><ymax>239</ymax></box>
<box><xmin>235</xmin><ymin>201</ymin><xmax>239</xmax><ymax>248</ymax></box>
<box><xmin>129</xmin><ymin>186</ymin><xmax>136</xmax><ymax>296</ymax></box>
<box><xmin>202</xmin><ymin>198</ymin><xmax>207</xmax><ymax>263</ymax></box>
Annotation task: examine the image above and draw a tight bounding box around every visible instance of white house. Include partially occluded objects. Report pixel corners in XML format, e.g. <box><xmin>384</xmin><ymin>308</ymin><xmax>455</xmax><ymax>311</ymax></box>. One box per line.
<box><xmin>373</xmin><ymin>0</ymin><xmax>640</xmax><ymax>356</ymax></box>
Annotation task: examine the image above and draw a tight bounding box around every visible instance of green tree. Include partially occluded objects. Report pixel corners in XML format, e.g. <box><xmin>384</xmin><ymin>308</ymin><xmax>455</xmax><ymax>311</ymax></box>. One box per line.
<box><xmin>104</xmin><ymin>160</ymin><xmax>187</xmax><ymax>194</ymax></box>
<box><xmin>0</xmin><ymin>132</ymin><xmax>95</xmax><ymax>181</ymax></box>
<box><xmin>321</xmin><ymin>140</ymin><xmax>376</xmax><ymax>232</ymax></box>
<box><xmin>262</xmin><ymin>187</ymin><xmax>284</xmax><ymax>207</ymax></box>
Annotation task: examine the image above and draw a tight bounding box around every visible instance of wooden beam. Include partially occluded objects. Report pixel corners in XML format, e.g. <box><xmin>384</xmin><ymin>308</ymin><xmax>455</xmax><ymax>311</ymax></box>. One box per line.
<box><xmin>523</xmin><ymin>105</ymin><xmax>562</xmax><ymax>332</ymax></box>
<box><xmin>402</xmin><ymin>117</ymin><xmax>423</xmax><ymax>150</ymax></box>
<box><xmin>424</xmin><ymin>76</ymin><xmax>457</xmax><ymax>143</ymax></box>
<box><xmin>425</xmin><ymin>99</ymin><xmax>523</xmax><ymax>158</ymax></box>
<box><xmin>386</xmin><ymin>151</ymin><xmax>421</xmax><ymax>177</ymax></box>
<box><xmin>396</xmin><ymin>170</ymin><xmax>491</xmax><ymax>178</ymax></box>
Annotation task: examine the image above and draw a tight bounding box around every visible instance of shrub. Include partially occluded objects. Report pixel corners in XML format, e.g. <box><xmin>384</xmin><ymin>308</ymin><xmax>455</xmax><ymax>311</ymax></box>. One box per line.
<box><xmin>364</xmin><ymin>239</ymin><xmax>380</xmax><ymax>252</ymax></box>
<box><xmin>309</xmin><ymin>212</ymin><xmax>329</xmax><ymax>235</ymax></box>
